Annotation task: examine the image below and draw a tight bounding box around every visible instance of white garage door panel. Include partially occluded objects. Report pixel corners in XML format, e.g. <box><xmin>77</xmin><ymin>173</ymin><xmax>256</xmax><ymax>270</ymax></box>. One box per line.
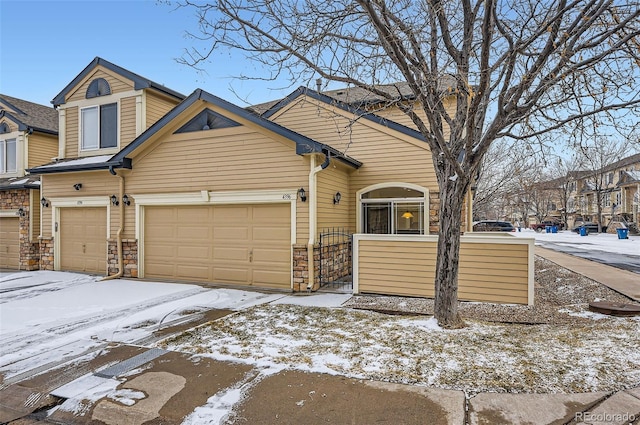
<box><xmin>0</xmin><ymin>217</ymin><xmax>20</xmax><ymax>269</ymax></box>
<box><xmin>144</xmin><ymin>204</ymin><xmax>291</xmax><ymax>288</ymax></box>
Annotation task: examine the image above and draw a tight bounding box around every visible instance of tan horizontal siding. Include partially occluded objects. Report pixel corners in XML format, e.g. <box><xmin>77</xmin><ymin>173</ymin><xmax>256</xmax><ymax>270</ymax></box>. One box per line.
<box><xmin>65</xmin><ymin>106</ymin><xmax>79</xmax><ymax>158</ymax></box>
<box><xmin>356</xmin><ymin>237</ymin><xmax>531</xmax><ymax>304</ymax></box>
<box><xmin>146</xmin><ymin>91</ymin><xmax>179</xmax><ymax>128</ymax></box>
<box><xmin>317</xmin><ymin>161</ymin><xmax>351</xmax><ymax>232</ymax></box>
<box><xmin>27</xmin><ymin>133</ymin><xmax>58</xmax><ymax>168</ymax></box>
<box><xmin>271</xmin><ymin>98</ymin><xmax>438</xmax><ymax>194</ymax></box>
<box><xmin>120</xmin><ymin>96</ymin><xmax>137</xmax><ymax>148</ymax></box>
<box><xmin>31</xmin><ymin>189</ymin><xmax>41</xmax><ymax>240</ymax></box>
<box><xmin>127</xmin><ymin>128</ymin><xmax>310</xmax><ymax>244</ymax></box>
<box><xmin>67</xmin><ymin>68</ymin><xmax>134</xmax><ymax>103</ymax></box>
<box><xmin>40</xmin><ymin>171</ymin><xmax>120</xmax><ymax>238</ymax></box>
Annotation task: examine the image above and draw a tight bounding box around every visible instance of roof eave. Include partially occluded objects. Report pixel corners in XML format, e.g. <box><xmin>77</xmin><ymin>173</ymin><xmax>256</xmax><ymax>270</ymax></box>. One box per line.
<box><xmin>52</xmin><ymin>57</ymin><xmax>185</xmax><ymax>106</ymax></box>
<box><xmin>262</xmin><ymin>87</ymin><xmax>427</xmax><ymax>143</ymax></box>
<box><xmin>0</xmin><ymin>183</ymin><xmax>40</xmax><ymax>190</ymax></box>
<box><xmin>27</xmin><ymin>158</ymin><xmax>132</xmax><ymax>175</ymax></box>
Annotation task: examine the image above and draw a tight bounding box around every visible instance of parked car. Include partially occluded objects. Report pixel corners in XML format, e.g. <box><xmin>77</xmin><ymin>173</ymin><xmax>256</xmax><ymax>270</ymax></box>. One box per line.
<box><xmin>473</xmin><ymin>221</ymin><xmax>516</xmax><ymax>232</ymax></box>
<box><xmin>530</xmin><ymin>220</ymin><xmax>565</xmax><ymax>232</ymax></box>
<box><xmin>571</xmin><ymin>222</ymin><xmax>607</xmax><ymax>234</ymax></box>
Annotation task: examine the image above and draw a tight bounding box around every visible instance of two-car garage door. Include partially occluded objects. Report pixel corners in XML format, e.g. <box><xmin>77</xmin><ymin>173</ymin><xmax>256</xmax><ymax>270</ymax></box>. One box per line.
<box><xmin>143</xmin><ymin>204</ymin><xmax>291</xmax><ymax>289</ymax></box>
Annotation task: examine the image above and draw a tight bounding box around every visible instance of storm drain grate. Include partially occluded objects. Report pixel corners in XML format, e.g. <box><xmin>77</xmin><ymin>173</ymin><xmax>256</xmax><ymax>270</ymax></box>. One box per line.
<box><xmin>94</xmin><ymin>348</ymin><xmax>168</xmax><ymax>378</ymax></box>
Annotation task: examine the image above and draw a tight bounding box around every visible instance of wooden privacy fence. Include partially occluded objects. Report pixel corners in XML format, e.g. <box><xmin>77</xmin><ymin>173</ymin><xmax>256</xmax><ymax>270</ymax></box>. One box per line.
<box><xmin>353</xmin><ymin>233</ymin><xmax>534</xmax><ymax>305</ymax></box>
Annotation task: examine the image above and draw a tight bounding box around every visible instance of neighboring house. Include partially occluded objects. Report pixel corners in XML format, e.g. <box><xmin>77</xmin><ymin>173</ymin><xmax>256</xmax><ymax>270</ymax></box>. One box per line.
<box><xmin>27</xmin><ymin>58</ymin><xmax>533</xmax><ymax>305</ymax></box>
<box><xmin>570</xmin><ymin>153</ymin><xmax>640</xmax><ymax>229</ymax></box>
<box><xmin>0</xmin><ymin>95</ymin><xmax>58</xmax><ymax>270</ymax></box>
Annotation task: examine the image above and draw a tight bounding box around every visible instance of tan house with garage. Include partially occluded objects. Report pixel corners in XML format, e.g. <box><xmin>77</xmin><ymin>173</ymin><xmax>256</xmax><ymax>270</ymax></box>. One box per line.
<box><xmin>28</xmin><ymin>58</ymin><xmax>534</xmax><ymax>305</ymax></box>
<box><xmin>0</xmin><ymin>95</ymin><xmax>58</xmax><ymax>270</ymax></box>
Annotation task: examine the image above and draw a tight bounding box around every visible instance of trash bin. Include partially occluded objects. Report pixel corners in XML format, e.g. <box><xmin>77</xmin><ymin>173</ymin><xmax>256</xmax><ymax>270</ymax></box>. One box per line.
<box><xmin>551</xmin><ymin>225</ymin><xmax>558</xmax><ymax>233</ymax></box>
<box><xmin>579</xmin><ymin>226</ymin><xmax>588</xmax><ymax>236</ymax></box>
<box><xmin>617</xmin><ymin>228</ymin><xmax>629</xmax><ymax>239</ymax></box>
<box><xmin>546</xmin><ymin>226</ymin><xmax>551</xmax><ymax>233</ymax></box>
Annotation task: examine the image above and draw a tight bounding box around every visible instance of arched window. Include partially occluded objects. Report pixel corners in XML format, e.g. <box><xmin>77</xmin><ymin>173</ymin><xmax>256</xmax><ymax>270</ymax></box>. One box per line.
<box><xmin>86</xmin><ymin>78</ymin><xmax>111</xmax><ymax>99</ymax></box>
<box><xmin>359</xmin><ymin>184</ymin><xmax>427</xmax><ymax>235</ymax></box>
<box><xmin>0</xmin><ymin>123</ymin><xmax>9</xmax><ymax>134</ymax></box>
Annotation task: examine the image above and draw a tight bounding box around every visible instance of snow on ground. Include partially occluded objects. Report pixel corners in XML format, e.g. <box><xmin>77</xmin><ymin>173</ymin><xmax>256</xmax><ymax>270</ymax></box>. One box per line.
<box><xmin>160</xmin><ymin>303</ymin><xmax>640</xmax><ymax>395</ymax></box>
<box><xmin>512</xmin><ymin>228</ymin><xmax>639</xmax><ymax>256</ymax></box>
<box><xmin>0</xmin><ymin>271</ymin><xmax>290</xmax><ymax>379</ymax></box>
<box><xmin>2</xmin><ymin>265</ymin><xmax>639</xmax><ymax>425</ymax></box>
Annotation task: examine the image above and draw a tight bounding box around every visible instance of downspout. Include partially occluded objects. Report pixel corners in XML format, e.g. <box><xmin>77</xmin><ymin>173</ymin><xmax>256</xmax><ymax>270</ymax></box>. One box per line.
<box><xmin>307</xmin><ymin>152</ymin><xmax>331</xmax><ymax>290</ymax></box>
<box><xmin>102</xmin><ymin>166</ymin><xmax>124</xmax><ymax>281</ymax></box>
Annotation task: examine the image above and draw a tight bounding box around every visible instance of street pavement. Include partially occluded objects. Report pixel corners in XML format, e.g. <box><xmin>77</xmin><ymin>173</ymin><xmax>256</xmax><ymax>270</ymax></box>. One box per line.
<box><xmin>1</xmin><ymin>247</ymin><xmax>639</xmax><ymax>425</ymax></box>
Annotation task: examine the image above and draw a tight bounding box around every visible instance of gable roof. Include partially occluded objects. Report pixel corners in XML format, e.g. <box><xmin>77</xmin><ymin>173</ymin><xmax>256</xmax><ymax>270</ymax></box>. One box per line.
<box><xmin>0</xmin><ymin>94</ymin><xmax>58</xmax><ymax>134</ymax></box>
<box><xmin>28</xmin><ymin>88</ymin><xmax>361</xmax><ymax>175</ymax></box>
<box><xmin>249</xmin><ymin>78</ymin><xmax>458</xmax><ymax>115</ymax></box>
<box><xmin>111</xmin><ymin>88</ymin><xmax>361</xmax><ymax>168</ymax></box>
<box><xmin>51</xmin><ymin>57</ymin><xmax>185</xmax><ymax>107</ymax></box>
<box><xmin>257</xmin><ymin>86</ymin><xmax>427</xmax><ymax>143</ymax></box>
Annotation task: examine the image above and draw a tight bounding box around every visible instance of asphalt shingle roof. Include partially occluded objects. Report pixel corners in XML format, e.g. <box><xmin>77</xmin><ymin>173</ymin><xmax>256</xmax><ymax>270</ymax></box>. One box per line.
<box><xmin>0</xmin><ymin>94</ymin><xmax>58</xmax><ymax>134</ymax></box>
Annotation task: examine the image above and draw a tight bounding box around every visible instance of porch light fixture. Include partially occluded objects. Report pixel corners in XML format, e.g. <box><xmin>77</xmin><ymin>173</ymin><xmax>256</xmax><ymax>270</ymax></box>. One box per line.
<box><xmin>402</xmin><ymin>211</ymin><xmax>414</xmax><ymax>219</ymax></box>
<box><xmin>17</xmin><ymin>207</ymin><xmax>26</xmax><ymax>217</ymax></box>
<box><xmin>122</xmin><ymin>194</ymin><xmax>130</xmax><ymax>206</ymax></box>
<box><xmin>40</xmin><ymin>197</ymin><xmax>49</xmax><ymax>208</ymax></box>
<box><xmin>333</xmin><ymin>192</ymin><xmax>342</xmax><ymax>205</ymax></box>
<box><xmin>298</xmin><ymin>187</ymin><xmax>307</xmax><ymax>202</ymax></box>
<box><xmin>110</xmin><ymin>194</ymin><xmax>119</xmax><ymax>206</ymax></box>
<box><xmin>73</xmin><ymin>183</ymin><xmax>82</xmax><ymax>190</ymax></box>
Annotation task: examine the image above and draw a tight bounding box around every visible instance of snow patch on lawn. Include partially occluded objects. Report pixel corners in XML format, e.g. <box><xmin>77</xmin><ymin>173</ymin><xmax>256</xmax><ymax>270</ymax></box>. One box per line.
<box><xmin>160</xmin><ymin>304</ymin><xmax>640</xmax><ymax>395</ymax></box>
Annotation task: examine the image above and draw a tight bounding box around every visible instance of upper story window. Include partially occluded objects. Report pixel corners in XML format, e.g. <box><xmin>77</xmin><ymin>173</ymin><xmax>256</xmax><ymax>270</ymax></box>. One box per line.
<box><xmin>0</xmin><ymin>138</ymin><xmax>17</xmax><ymax>174</ymax></box>
<box><xmin>81</xmin><ymin>103</ymin><xmax>117</xmax><ymax>150</ymax></box>
<box><xmin>361</xmin><ymin>186</ymin><xmax>426</xmax><ymax>235</ymax></box>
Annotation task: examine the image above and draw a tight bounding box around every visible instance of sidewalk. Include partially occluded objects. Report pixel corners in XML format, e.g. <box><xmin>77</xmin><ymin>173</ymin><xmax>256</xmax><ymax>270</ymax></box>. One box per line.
<box><xmin>535</xmin><ymin>246</ymin><xmax>640</xmax><ymax>302</ymax></box>
<box><xmin>2</xmin><ymin>344</ymin><xmax>639</xmax><ymax>425</ymax></box>
<box><xmin>1</xmin><ymin>256</ymin><xmax>639</xmax><ymax>425</ymax></box>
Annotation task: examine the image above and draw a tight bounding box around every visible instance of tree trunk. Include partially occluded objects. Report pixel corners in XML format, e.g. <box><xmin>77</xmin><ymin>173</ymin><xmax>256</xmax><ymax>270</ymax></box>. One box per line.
<box><xmin>433</xmin><ymin>174</ymin><xmax>467</xmax><ymax>329</ymax></box>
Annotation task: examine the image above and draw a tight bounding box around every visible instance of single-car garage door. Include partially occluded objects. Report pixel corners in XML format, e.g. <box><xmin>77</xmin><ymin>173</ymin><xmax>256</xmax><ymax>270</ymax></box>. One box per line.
<box><xmin>144</xmin><ymin>204</ymin><xmax>291</xmax><ymax>289</ymax></box>
<box><xmin>0</xmin><ymin>217</ymin><xmax>20</xmax><ymax>269</ymax></box>
<box><xmin>59</xmin><ymin>207</ymin><xmax>108</xmax><ymax>274</ymax></box>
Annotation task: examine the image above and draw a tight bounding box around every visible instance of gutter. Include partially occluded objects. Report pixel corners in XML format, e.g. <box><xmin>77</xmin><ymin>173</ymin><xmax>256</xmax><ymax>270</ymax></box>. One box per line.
<box><xmin>102</xmin><ymin>166</ymin><xmax>125</xmax><ymax>281</ymax></box>
<box><xmin>306</xmin><ymin>151</ymin><xmax>331</xmax><ymax>290</ymax></box>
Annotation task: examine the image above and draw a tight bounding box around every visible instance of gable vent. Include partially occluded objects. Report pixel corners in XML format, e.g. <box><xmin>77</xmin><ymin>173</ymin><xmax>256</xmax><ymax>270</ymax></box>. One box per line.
<box><xmin>86</xmin><ymin>78</ymin><xmax>112</xmax><ymax>99</ymax></box>
<box><xmin>175</xmin><ymin>108</ymin><xmax>241</xmax><ymax>134</ymax></box>
<box><xmin>0</xmin><ymin>122</ymin><xmax>9</xmax><ymax>134</ymax></box>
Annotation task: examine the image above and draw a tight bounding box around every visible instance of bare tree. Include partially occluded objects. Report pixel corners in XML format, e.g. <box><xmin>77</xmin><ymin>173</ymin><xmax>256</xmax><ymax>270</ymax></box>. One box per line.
<box><xmin>176</xmin><ymin>0</ymin><xmax>640</xmax><ymax>327</ymax></box>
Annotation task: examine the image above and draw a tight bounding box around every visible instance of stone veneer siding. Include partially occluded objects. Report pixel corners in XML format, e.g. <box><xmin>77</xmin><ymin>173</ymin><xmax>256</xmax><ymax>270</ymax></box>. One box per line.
<box><xmin>292</xmin><ymin>244</ymin><xmax>321</xmax><ymax>291</ymax></box>
<box><xmin>107</xmin><ymin>239</ymin><xmax>138</xmax><ymax>278</ymax></box>
<box><xmin>1</xmin><ymin>189</ymin><xmax>40</xmax><ymax>270</ymax></box>
<box><xmin>39</xmin><ymin>237</ymin><xmax>54</xmax><ymax>270</ymax></box>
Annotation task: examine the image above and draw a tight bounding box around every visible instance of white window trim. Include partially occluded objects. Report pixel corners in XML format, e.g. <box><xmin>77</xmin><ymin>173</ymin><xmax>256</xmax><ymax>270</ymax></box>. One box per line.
<box><xmin>78</xmin><ymin>102</ymin><xmax>120</xmax><ymax>156</ymax></box>
<box><xmin>356</xmin><ymin>182</ymin><xmax>429</xmax><ymax>235</ymax></box>
<box><xmin>132</xmin><ymin>189</ymin><xmax>298</xmax><ymax>285</ymax></box>
<box><xmin>0</xmin><ymin>130</ymin><xmax>22</xmax><ymax>177</ymax></box>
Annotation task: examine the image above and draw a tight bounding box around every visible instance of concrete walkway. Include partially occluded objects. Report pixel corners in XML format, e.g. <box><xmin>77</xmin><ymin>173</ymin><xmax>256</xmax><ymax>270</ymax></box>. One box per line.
<box><xmin>536</xmin><ymin>246</ymin><xmax>640</xmax><ymax>302</ymax></box>
<box><xmin>2</xmin><ymin>251</ymin><xmax>640</xmax><ymax>425</ymax></box>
